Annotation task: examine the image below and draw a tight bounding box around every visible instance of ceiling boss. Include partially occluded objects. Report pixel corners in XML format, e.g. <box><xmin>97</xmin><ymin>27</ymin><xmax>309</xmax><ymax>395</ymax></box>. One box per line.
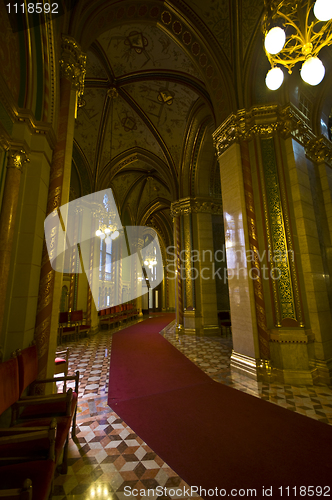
<box><xmin>262</xmin><ymin>0</ymin><xmax>332</xmax><ymax>90</ymax></box>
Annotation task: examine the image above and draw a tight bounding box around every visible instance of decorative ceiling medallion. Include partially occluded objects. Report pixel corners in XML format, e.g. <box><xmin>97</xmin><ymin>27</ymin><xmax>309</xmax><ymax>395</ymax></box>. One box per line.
<box><xmin>150</xmin><ymin>6</ymin><xmax>159</xmax><ymax>17</ymax></box>
<box><xmin>200</xmin><ymin>53</ymin><xmax>207</xmax><ymax>67</ymax></box>
<box><xmin>157</xmin><ymin>89</ymin><xmax>174</xmax><ymax>106</ymax></box>
<box><xmin>127</xmin><ymin>5</ymin><xmax>136</xmax><ymax>17</ymax></box>
<box><xmin>161</xmin><ymin>10</ymin><xmax>172</xmax><ymax>25</ymax></box>
<box><xmin>138</xmin><ymin>5</ymin><xmax>148</xmax><ymax>16</ymax></box>
<box><xmin>121</xmin><ymin>115</ymin><xmax>137</xmax><ymax>132</ymax></box>
<box><xmin>191</xmin><ymin>42</ymin><xmax>200</xmax><ymax>56</ymax></box>
<box><xmin>182</xmin><ymin>31</ymin><xmax>191</xmax><ymax>45</ymax></box>
<box><xmin>206</xmin><ymin>65</ymin><xmax>214</xmax><ymax>78</ymax></box>
<box><xmin>173</xmin><ymin>21</ymin><xmax>182</xmax><ymax>35</ymax></box>
<box><xmin>124</xmin><ymin>31</ymin><xmax>148</xmax><ymax>54</ymax></box>
<box><xmin>212</xmin><ymin>77</ymin><xmax>219</xmax><ymax>90</ymax></box>
<box><xmin>116</xmin><ymin>7</ymin><xmax>125</xmax><ymax>19</ymax></box>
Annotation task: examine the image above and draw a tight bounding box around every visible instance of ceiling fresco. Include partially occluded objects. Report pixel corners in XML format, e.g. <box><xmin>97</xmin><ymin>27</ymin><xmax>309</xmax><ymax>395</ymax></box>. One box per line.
<box><xmin>72</xmin><ymin>0</ymin><xmax>267</xmax><ymax>249</ymax></box>
<box><xmin>98</xmin><ymin>24</ymin><xmax>201</xmax><ymax>79</ymax></box>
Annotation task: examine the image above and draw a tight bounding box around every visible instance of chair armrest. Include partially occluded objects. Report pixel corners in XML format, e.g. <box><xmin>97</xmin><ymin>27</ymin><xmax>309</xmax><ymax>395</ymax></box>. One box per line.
<box><xmin>16</xmin><ymin>392</ymin><xmax>71</xmax><ymax>406</ymax></box>
<box><xmin>0</xmin><ymin>478</ymin><xmax>32</xmax><ymax>500</ymax></box>
<box><xmin>0</xmin><ymin>418</ymin><xmax>56</xmax><ymax>462</ymax></box>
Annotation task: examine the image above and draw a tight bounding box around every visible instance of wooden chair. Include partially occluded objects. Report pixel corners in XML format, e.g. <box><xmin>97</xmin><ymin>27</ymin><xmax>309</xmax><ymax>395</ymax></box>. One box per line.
<box><xmin>0</xmin><ymin>358</ymin><xmax>57</xmax><ymax>499</ymax></box>
<box><xmin>0</xmin><ymin>478</ymin><xmax>32</xmax><ymax>500</ymax></box>
<box><xmin>54</xmin><ymin>348</ymin><xmax>69</xmax><ymax>390</ymax></box>
<box><xmin>0</xmin><ymin>460</ymin><xmax>56</xmax><ymax>500</ymax></box>
<box><xmin>6</xmin><ymin>345</ymin><xmax>79</xmax><ymax>473</ymax></box>
<box><xmin>70</xmin><ymin>309</ymin><xmax>90</xmax><ymax>338</ymax></box>
<box><xmin>58</xmin><ymin>312</ymin><xmax>76</xmax><ymax>344</ymax></box>
<box><xmin>218</xmin><ymin>311</ymin><xmax>232</xmax><ymax>335</ymax></box>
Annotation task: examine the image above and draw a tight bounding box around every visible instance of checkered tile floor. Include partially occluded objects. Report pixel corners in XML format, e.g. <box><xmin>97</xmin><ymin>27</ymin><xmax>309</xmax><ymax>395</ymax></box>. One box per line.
<box><xmin>54</xmin><ymin>316</ymin><xmax>332</xmax><ymax>500</ymax></box>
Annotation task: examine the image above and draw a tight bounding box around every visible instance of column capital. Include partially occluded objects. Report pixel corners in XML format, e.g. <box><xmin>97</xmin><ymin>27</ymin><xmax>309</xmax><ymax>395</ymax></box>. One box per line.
<box><xmin>213</xmin><ymin>103</ymin><xmax>332</xmax><ymax>166</ymax></box>
<box><xmin>60</xmin><ymin>35</ymin><xmax>86</xmax><ymax>105</ymax></box>
<box><xmin>305</xmin><ymin>136</ymin><xmax>332</xmax><ymax>165</ymax></box>
<box><xmin>170</xmin><ymin>197</ymin><xmax>223</xmax><ymax>217</ymax></box>
<box><xmin>7</xmin><ymin>148</ymin><xmax>30</xmax><ymax>171</ymax></box>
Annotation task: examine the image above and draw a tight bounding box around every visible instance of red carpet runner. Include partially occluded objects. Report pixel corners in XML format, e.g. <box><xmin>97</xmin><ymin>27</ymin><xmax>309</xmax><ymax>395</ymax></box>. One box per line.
<box><xmin>108</xmin><ymin>314</ymin><xmax>332</xmax><ymax>498</ymax></box>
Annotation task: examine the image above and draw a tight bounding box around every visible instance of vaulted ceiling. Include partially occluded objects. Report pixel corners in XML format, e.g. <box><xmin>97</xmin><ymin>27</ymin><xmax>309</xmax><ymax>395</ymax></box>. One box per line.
<box><xmin>69</xmin><ymin>0</ymin><xmax>266</xmax><ymax>248</ymax></box>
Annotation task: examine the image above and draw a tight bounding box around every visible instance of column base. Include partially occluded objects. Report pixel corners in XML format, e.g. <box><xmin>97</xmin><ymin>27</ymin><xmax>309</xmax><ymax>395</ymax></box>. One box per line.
<box><xmin>183</xmin><ymin>309</ymin><xmax>197</xmax><ymax>335</ymax></box>
<box><xmin>198</xmin><ymin>325</ymin><xmax>220</xmax><ymax>336</ymax></box>
<box><xmin>312</xmin><ymin>358</ymin><xmax>332</xmax><ymax>385</ymax></box>
<box><xmin>230</xmin><ymin>351</ymin><xmax>259</xmax><ymax>380</ymax></box>
<box><xmin>269</xmin><ymin>328</ymin><xmax>315</xmax><ymax>385</ymax></box>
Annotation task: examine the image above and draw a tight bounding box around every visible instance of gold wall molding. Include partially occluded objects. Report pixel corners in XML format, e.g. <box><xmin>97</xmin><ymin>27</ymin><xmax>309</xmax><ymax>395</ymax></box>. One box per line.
<box><xmin>213</xmin><ymin>103</ymin><xmax>332</xmax><ymax>167</ymax></box>
<box><xmin>7</xmin><ymin>148</ymin><xmax>30</xmax><ymax>171</ymax></box>
<box><xmin>0</xmin><ymin>74</ymin><xmax>57</xmax><ymax>150</ymax></box>
<box><xmin>171</xmin><ymin>196</ymin><xmax>223</xmax><ymax>217</ymax></box>
<box><xmin>60</xmin><ymin>35</ymin><xmax>86</xmax><ymax>105</ymax></box>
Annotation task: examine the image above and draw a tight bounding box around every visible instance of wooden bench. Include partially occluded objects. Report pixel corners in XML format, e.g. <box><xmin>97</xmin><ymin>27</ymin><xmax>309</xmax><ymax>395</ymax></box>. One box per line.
<box><xmin>8</xmin><ymin>345</ymin><xmax>79</xmax><ymax>473</ymax></box>
<box><xmin>0</xmin><ymin>358</ymin><xmax>58</xmax><ymax>500</ymax></box>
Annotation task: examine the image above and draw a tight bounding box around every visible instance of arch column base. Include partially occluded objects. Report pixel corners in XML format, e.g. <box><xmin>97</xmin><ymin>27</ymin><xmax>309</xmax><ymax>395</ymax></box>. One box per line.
<box><xmin>183</xmin><ymin>309</ymin><xmax>197</xmax><ymax>335</ymax></box>
<box><xmin>230</xmin><ymin>351</ymin><xmax>260</xmax><ymax>380</ymax></box>
<box><xmin>269</xmin><ymin>329</ymin><xmax>315</xmax><ymax>385</ymax></box>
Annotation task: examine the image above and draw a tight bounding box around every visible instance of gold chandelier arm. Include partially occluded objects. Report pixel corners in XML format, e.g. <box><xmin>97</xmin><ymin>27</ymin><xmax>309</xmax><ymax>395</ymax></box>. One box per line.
<box><xmin>277</xmin><ymin>13</ymin><xmax>306</xmax><ymax>43</ymax></box>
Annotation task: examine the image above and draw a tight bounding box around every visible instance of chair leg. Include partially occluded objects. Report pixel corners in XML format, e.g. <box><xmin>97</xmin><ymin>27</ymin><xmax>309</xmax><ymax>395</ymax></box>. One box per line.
<box><xmin>61</xmin><ymin>434</ymin><xmax>69</xmax><ymax>474</ymax></box>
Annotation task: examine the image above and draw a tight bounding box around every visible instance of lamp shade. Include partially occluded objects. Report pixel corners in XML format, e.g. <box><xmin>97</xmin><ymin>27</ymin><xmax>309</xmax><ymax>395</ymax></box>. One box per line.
<box><xmin>264</xmin><ymin>27</ymin><xmax>286</xmax><ymax>54</ymax></box>
<box><xmin>265</xmin><ymin>67</ymin><xmax>284</xmax><ymax>90</ymax></box>
<box><xmin>300</xmin><ymin>57</ymin><xmax>325</xmax><ymax>85</ymax></box>
<box><xmin>314</xmin><ymin>0</ymin><xmax>332</xmax><ymax>21</ymax></box>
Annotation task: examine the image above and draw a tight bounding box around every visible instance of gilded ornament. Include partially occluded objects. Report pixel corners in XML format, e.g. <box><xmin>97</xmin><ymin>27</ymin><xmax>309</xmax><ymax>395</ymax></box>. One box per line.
<box><xmin>7</xmin><ymin>148</ymin><xmax>29</xmax><ymax>171</ymax></box>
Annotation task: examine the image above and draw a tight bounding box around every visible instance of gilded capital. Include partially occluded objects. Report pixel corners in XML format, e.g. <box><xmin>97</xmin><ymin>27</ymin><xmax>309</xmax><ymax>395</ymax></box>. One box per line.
<box><xmin>7</xmin><ymin>148</ymin><xmax>29</xmax><ymax>171</ymax></box>
<box><xmin>212</xmin><ymin>103</ymin><xmax>315</xmax><ymax>158</ymax></box>
<box><xmin>305</xmin><ymin>136</ymin><xmax>332</xmax><ymax>165</ymax></box>
<box><xmin>60</xmin><ymin>35</ymin><xmax>86</xmax><ymax>101</ymax></box>
<box><xmin>171</xmin><ymin>197</ymin><xmax>223</xmax><ymax>217</ymax></box>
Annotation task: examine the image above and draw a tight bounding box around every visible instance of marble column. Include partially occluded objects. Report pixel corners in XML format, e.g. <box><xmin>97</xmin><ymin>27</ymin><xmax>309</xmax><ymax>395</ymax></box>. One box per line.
<box><xmin>0</xmin><ymin>149</ymin><xmax>29</xmax><ymax>336</ymax></box>
<box><xmin>171</xmin><ymin>197</ymin><xmax>221</xmax><ymax>335</ymax></box>
<box><xmin>173</xmin><ymin>213</ymin><xmax>183</xmax><ymax>331</ymax></box>
<box><xmin>34</xmin><ymin>35</ymin><xmax>86</xmax><ymax>383</ymax></box>
<box><xmin>213</xmin><ymin>103</ymin><xmax>332</xmax><ymax>384</ymax></box>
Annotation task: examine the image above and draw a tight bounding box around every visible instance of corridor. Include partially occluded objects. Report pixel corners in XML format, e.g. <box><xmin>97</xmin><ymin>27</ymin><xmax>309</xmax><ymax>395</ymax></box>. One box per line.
<box><xmin>53</xmin><ymin>319</ymin><xmax>332</xmax><ymax>500</ymax></box>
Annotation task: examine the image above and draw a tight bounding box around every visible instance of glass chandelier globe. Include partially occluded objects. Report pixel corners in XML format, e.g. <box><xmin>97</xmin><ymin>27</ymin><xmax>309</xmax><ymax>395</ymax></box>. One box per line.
<box><xmin>265</xmin><ymin>67</ymin><xmax>284</xmax><ymax>90</ymax></box>
<box><xmin>300</xmin><ymin>57</ymin><xmax>325</xmax><ymax>85</ymax></box>
<box><xmin>314</xmin><ymin>0</ymin><xmax>332</xmax><ymax>21</ymax></box>
<box><xmin>264</xmin><ymin>27</ymin><xmax>286</xmax><ymax>54</ymax></box>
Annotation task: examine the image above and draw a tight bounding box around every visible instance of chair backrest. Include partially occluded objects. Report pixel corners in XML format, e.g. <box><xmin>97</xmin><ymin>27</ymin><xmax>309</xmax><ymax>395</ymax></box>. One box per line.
<box><xmin>0</xmin><ymin>478</ymin><xmax>32</xmax><ymax>500</ymax></box>
<box><xmin>71</xmin><ymin>310</ymin><xmax>83</xmax><ymax>322</ymax></box>
<box><xmin>59</xmin><ymin>312</ymin><xmax>69</xmax><ymax>324</ymax></box>
<box><xmin>0</xmin><ymin>357</ymin><xmax>20</xmax><ymax>414</ymax></box>
<box><xmin>17</xmin><ymin>345</ymin><xmax>38</xmax><ymax>396</ymax></box>
<box><xmin>218</xmin><ymin>311</ymin><xmax>230</xmax><ymax>321</ymax></box>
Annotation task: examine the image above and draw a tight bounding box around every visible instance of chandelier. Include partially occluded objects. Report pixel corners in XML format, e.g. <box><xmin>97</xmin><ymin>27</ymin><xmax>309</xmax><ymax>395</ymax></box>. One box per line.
<box><xmin>95</xmin><ymin>87</ymin><xmax>119</xmax><ymax>242</ymax></box>
<box><xmin>262</xmin><ymin>0</ymin><xmax>332</xmax><ymax>90</ymax></box>
<box><xmin>144</xmin><ymin>252</ymin><xmax>157</xmax><ymax>269</ymax></box>
<box><xmin>95</xmin><ymin>195</ymin><xmax>119</xmax><ymax>242</ymax></box>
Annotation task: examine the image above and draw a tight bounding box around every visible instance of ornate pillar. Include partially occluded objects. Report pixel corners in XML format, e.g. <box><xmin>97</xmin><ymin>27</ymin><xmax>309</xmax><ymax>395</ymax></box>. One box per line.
<box><xmin>171</xmin><ymin>198</ymin><xmax>221</xmax><ymax>335</ymax></box>
<box><xmin>68</xmin><ymin>207</ymin><xmax>81</xmax><ymax>312</ymax></box>
<box><xmin>213</xmin><ymin>103</ymin><xmax>332</xmax><ymax>384</ymax></box>
<box><xmin>172</xmin><ymin>212</ymin><xmax>183</xmax><ymax>331</ymax></box>
<box><xmin>34</xmin><ymin>35</ymin><xmax>86</xmax><ymax>382</ymax></box>
<box><xmin>0</xmin><ymin>148</ymin><xmax>29</xmax><ymax>335</ymax></box>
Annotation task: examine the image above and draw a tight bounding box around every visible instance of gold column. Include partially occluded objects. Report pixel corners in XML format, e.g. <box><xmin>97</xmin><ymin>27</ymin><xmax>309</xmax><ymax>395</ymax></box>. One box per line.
<box><xmin>173</xmin><ymin>213</ymin><xmax>183</xmax><ymax>330</ymax></box>
<box><xmin>34</xmin><ymin>35</ymin><xmax>86</xmax><ymax>383</ymax></box>
<box><xmin>213</xmin><ymin>103</ymin><xmax>326</xmax><ymax>383</ymax></box>
<box><xmin>0</xmin><ymin>148</ymin><xmax>29</xmax><ymax>336</ymax></box>
<box><xmin>171</xmin><ymin>198</ymin><xmax>221</xmax><ymax>335</ymax></box>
